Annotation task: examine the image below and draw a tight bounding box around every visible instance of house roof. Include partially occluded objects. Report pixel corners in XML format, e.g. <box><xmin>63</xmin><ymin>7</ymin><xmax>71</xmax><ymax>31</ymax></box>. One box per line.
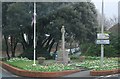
<box><xmin>108</xmin><ymin>23</ymin><xmax>119</xmax><ymax>36</ymax></box>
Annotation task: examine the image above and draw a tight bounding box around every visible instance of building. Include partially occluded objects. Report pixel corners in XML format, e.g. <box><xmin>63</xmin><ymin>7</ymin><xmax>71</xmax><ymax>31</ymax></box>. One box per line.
<box><xmin>108</xmin><ymin>23</ymin><xmax>120</xmax><ymax>36</ymax></box>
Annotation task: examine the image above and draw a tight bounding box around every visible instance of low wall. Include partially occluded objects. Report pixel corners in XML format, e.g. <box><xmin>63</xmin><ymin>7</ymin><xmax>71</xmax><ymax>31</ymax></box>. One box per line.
<box><xmin>90</xmin><ymin>69</ymin><xmax>120</xmax><ymax>76</ymax></box>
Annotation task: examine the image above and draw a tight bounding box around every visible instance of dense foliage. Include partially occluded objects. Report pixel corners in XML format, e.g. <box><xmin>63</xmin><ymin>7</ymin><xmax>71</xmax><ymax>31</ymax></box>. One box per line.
<box><xmin>2</xmin><ymin>2</ymin><xmax>98</xmax><ymax>59</ymax></box>
<box><xmin>80</xmin><ymin>44</ymin><xmax>118</xmax><ymax>57</ymax></box>
<box><xmin>80</xmin><ymin>33</ymin><xmax>119</xmax><ymax>57</ymax></box>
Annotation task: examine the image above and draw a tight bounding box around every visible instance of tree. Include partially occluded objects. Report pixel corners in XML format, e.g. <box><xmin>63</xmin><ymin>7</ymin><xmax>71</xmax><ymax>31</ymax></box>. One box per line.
<box><xmin>2</xmin><ymin>2</ymin><xmax>13</xmax><ymax>59</ymax></box>
<box><xmin>97</xmin><ymin>10</ymin><xmax>118</xmax><ymax>31</ymax></box>
<box><xmin>36</xmin><ymin>2</ymin><xmax>98</xmax><ymax>58</ymax></box>
<box><xmin>2</xmin><ymin>2</ymin><xmax>98</xmax><ymax>59</ymax></box>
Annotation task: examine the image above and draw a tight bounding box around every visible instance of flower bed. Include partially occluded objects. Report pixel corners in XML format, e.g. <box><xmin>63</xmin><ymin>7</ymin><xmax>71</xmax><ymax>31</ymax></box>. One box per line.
<box><xmin>75</xmin><ymin>57</ymin><xmax>120</xmax><ymax>76</ymax></box>
<box><xmin>6</xmin><ymin>57</ymin><xmax>79</xmax><ymax>72</ymax></box>
<box><xmin>1</xmin><ymin>57</ymin><xmax>80</xmax><ymax>77</ymax></box>
<box><xmin>1</xmin><ymin>61</ymin><xmax>80</xmax><ymax>77</ymax></box>
<box><xmin>2</xmin><ymin>57</ymin><xmax>119</xmax><ymax>76</ymax></box>
<box><xmin>75</xmin><ymin>57</ymin><xmax>119</xmax><ymax>71</ymax></box>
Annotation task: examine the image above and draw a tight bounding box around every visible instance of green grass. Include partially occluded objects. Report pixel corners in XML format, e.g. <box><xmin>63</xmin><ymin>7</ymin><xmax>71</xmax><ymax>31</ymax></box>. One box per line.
<box><xmin>7</xmin><ymin>60</ymin><xmax>35</xmax><ymax>69</ymax></box>
<box><xmin>6</xmin><ymin>58</ymin><xmax>36</xmax><ymax>69</ymax></box>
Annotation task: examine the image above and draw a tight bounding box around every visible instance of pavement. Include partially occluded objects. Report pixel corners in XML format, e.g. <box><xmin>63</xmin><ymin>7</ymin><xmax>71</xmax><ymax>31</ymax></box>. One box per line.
<box><xmin>63</xmin><ymin>70</ymin><xmax>91</xmax><ymax>77</ymax></box>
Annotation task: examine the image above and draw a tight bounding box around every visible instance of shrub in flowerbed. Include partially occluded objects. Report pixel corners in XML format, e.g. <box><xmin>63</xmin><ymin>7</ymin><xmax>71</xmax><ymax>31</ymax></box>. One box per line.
<box><xmin>37</xmin><ymin>57</ymin><xmax>45</xmax><ymax>64</ymax></box>
<box><xmin>79</xmin><ymin>56</ymin><xmax>85</xmax><ymax>62</ymax></box>
<box><xmin>6</xmin><ymin>57</ymin><xmax>79</xmax><ymax>72</ymax></box>
<box><xmin>70</xmin><ymin>55</ymin><xmax>79</xmax><ymax>59</ymax></box>
<box><xmin>85</xmin><ymin>56</ymin><xmax>100</xmax><ymax>60</ymax></box>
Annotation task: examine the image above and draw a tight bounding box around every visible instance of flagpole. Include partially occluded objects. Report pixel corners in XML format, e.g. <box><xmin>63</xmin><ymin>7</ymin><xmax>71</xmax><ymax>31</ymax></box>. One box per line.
<box><xmin>33</xmin><ymin>2</ymin><xmax>36</xmax><ymax>66</ymax></box>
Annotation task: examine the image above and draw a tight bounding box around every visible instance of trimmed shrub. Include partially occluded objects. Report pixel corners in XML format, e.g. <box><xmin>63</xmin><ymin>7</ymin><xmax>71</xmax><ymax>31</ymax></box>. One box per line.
<box><xmin>37</xmin><ymin>57</ymin><xmax>45</xmax><ymax>64</ymax></box>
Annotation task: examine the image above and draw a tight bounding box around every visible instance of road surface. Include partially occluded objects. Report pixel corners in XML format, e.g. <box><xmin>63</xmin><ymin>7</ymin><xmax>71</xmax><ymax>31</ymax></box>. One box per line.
<box><xmin>0</xmin><ymin>67</ymin><xmax>17</xmax><ymax>78</ymax></box>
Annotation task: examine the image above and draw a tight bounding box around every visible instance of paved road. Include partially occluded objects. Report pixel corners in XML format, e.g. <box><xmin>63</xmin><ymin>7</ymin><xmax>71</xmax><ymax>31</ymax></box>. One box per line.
<box><xmin>95</xmin><ymin>74</ymin><xmax>119</xmax><ymax>79</ymax></box>
<box><xmin>0</xmin><ymin>67</ymin><xmax>37</xmax><ymax>79</ymax></box>
<box><xmin>0</xmin><ymin>67</ymin><xmax>18</xmax><ymax>78</ymax></box>
<box><xmin>63</xmin><ymin>70</ymin><xmax>119</xmax><ymax>79</ymax></box>
<box><xmin>64</xmin><ymin>70</ymin><xmax>91</xmax><ymax>77</ymax></box>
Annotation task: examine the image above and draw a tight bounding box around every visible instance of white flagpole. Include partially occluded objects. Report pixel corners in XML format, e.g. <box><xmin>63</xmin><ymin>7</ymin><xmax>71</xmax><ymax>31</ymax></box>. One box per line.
<box><xmin>33</xmin><ymin>2</ymin><xmax>36</xmax><ymax>66</ymax></box>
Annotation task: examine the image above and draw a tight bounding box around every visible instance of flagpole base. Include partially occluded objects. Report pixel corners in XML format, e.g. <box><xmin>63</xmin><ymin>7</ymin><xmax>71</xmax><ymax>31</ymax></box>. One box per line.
<box><xmin>32</xmin><ymin>64</ymin><xmax>36</xmax><ymax>66</ymax></box>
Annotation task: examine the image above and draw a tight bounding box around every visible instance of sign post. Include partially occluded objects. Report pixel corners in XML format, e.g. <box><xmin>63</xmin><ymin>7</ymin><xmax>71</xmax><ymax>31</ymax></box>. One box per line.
<box><xmin>97</xmin><ymin>0</ymin><xmax>111</xmax><ymax>68</ymax></box>
<box><xmin>101</xmin><ymin>0</ymin><xmax>104</xmax><ymax>68</ymax></box>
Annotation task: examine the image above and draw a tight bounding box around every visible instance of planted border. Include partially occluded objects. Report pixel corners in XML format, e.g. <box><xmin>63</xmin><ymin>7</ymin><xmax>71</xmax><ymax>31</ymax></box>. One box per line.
<box><xmin>0</xmin><ymin>61</ymin><xmax>80</xmax><ymax>77</ymax></box>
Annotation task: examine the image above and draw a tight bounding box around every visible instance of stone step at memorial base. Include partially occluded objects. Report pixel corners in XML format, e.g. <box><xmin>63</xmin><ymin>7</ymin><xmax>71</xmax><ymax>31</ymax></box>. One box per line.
<box><xmin>56</xmin><ymin>57</ymin><xmax>70</xmax><ymax>64</ymax></box>
<box><xmin>56</xmin><ymin>57</ymin><xmax>63</xmax><ymax>63</ymax></box>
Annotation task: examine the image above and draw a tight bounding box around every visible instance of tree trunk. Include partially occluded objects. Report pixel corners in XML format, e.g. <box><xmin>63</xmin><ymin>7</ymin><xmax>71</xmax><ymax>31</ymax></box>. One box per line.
<box><xmin>48</xmin><ymin>39</ymin><xmax>55</xmax><ymax>53</ymax></box>
<box><xmin>10</xmin><ymin>36</ymin><xmax>17</xmax><ymax>57</ymax></box>
<box><xmin>21</xmin><ymin>33</ymin><xmax>29</xmax><ymax>53</ymax></box>
<box><xmin>21</xmin><ymin>33</ymin><xmax>28</xmax><ymax>47</ymax></box>
<box><xmin>13</xmin><ymin>41</ymin><xmax>18</xmax><ymax>57</ymax></box>
<box><xmin>41</xmin><ymin>35</ymin><xmax>51</xmax><ymax>47</ymax></box>
<box><xmin>46</xmin><ymin>37</ymin><xmax>53</xmax><ymax>50</ymax></box>
<box><xmin>4</xmin><ymin>36</ymin><xmax>10</xmax><ymax>59</ymax></box>
<box><xmin>44</xmin><ymin>36</ymin><xmax>52</xmax><ymax>48</ymax></box>
<box><xmin>21</xmin><ymin>42</ymin><xmax>25</xmax><ymax>52</ymax></box>
<box><xmin>10</xmin><ymin>36</ymin><xmax>14</xmax><ymax>57</ymax></box>
<box><xmin>69</xmin><ymin>42</ymin><xmax>72</xmax><ymax>55</ymax></box>
<box><xmin>54</xmin><ymin>42</ymin><xmax>59</xmax><ymax>53</ymax></box>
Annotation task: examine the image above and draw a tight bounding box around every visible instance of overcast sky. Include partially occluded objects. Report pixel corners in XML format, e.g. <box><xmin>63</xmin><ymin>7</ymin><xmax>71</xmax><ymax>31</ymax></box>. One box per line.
<box><xmin>91</xmin><ymin>0</ymin><xmax>119</xmax><ymax>19</ymax></box>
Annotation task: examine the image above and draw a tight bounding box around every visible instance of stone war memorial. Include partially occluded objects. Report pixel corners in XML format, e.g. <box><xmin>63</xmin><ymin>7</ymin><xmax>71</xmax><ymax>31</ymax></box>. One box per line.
<box><xmin>57</xmin><ymin>26</ymin><xmax>69</xmax><ymax>64</ymax></box>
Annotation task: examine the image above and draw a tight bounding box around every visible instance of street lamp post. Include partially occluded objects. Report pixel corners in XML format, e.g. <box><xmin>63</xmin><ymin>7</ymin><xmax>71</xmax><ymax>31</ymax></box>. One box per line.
<box><xmin>33</xmin><ymin>2</ymin><xmax>36</xmax><ymax>66</ymax></box>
